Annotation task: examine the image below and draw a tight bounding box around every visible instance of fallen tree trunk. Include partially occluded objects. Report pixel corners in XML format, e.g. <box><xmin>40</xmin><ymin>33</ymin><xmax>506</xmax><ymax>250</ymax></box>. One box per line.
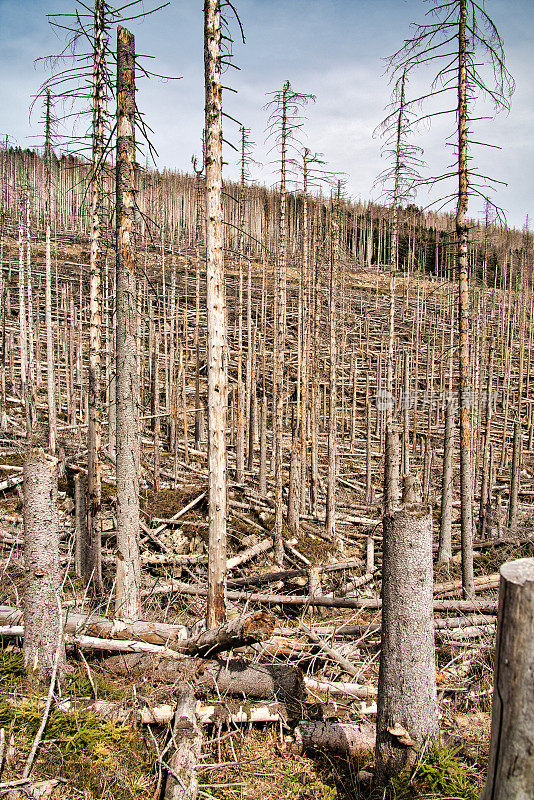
<box><xmin>288</xmin><ymin>721</ymin><xmax>375</xmax><ymax>757</ymax></box>
<box><xmin>434</xmin><ymin>573</ymin><xmax>500</xmax><ymax>596</ymax></box>
<box><xmin>0</xmin><ymin>606</ymin><xmax>275</xmax><ymax>657</ymax></box>
<box><xmin>149</xmin><ymin>582</ymin><xmax>497</xmax><ymax>613</ymax></box>
<box><xmin>163</xmin><ymin>685</ymin><xmax>202</xmax><ymax>800</ymax></box>
<box><xmin>102</xmin><ymin>653</ymin><xmax>304</xmax><ymax>702</ymax></box>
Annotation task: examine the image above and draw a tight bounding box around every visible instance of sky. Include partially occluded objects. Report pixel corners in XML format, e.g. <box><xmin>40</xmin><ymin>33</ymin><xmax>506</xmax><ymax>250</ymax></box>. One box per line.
<box><xmin>0</xmin><ymin>0</ymin><xmax>532</xmax><ymax>229</ymax></box>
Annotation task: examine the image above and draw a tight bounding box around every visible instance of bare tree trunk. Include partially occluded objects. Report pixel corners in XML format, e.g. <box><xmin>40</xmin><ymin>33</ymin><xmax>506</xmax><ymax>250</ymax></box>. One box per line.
<box><xmin>23</xmin><ymin>449</ymin><xmax>66</xmax><ymax>688</ymax></box>
<box><xmin>87</xmin><ymin>0</ymin><xmax>105</xmax><ymax>594</ymax></box>
<box><xmin>273</xmin><ymin>83</ymin><xmax>289</xmax><ymax>566</ymax></box>
<box><xmin>163</xmin><ymin>686</ymin><xmax>202</xmax><ymax>800</ymax></box>
<box><xmin>481</xmin><ymin>558</ymin><xmax>534</xmax><ymax>799</ymax></box>
<box><xmin>326</xmin><ymin>191</ymin><xmax>339</xmax><ymax>546</ymax></box>
<box><xmin>44</xmin><ymin>93</ymin><xmax>56</xmax><ymax>455</ymax></box>
<box><xmin>205</xmin><ymin>0</ymin><xmax>228</xmax><ymax>627</ymax></box>
<box><xmin>437</xmin><ymin>399</ymin><xmax>454</xmax><ymax>564</ymax></box>
<box><xmin>115</xmin><ymin>25</ymin><xmax>141</xmax><ymax>621</ymax></box>
<box><xmin>508</xmin><ymin>419</ymin><xmax>521</xmax><ymax>534</ymax></box>
<box><xmin>375</xmin><ymin>505</ymin><xmax>438</xmax><ymax>787</ymax></box>
<box><xmin>457</xmin><ymin>0</ymin><xmax>475</xmax><ymax>599</ymax></box>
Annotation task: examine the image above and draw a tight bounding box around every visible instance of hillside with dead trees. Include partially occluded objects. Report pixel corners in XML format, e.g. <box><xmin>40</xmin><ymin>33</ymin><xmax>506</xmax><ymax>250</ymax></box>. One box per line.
<box><xmin>0</xmin><ymin>1</ymin><xmax>533</xmax><ymax>799</ymax></box>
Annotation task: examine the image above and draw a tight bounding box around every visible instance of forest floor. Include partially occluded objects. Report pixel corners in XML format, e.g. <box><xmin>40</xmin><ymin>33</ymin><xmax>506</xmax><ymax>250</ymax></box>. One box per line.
<box><xmin>2</xmin><ymin>232</ymin><xmax>534</xmax><ymax>798</ymax></box>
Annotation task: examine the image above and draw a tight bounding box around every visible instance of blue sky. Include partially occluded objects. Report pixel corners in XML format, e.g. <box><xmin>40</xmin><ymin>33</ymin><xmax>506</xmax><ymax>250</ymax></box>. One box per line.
<box><xmin>0</xmin><ymin>0</ymin><xmax>532</xmax><ymax>228</ymax></box>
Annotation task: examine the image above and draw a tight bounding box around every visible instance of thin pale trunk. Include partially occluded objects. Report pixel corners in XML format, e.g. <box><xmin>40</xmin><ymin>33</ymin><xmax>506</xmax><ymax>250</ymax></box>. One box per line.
<box><xmin>205</xmin><ymin>0</ymin><xmax>228</xmax><ymax>627</ymax></box>
<box><xmin>457</xmin><ymin>0</ymin><xmax>475</xmax><ymax>599</ymax></box>
<box><xmin>115</xmin><ymin>25</ymin><xmax>141</xmax><ymax>621</ymax></box>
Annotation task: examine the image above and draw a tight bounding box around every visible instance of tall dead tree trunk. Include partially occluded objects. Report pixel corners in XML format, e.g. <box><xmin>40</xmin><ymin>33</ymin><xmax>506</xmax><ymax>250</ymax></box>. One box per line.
<box><xmin>86</xmin><ymin>0</ymin><xmax>105</xmax><ymax>593</ymax></box>
<box><xmin>23</xmin><ymin>449</ymin><xmax>66</xmax><ymax>688</ymax></box>
<box><xmin>437</xmin><ymin>399</ymin><xmax>454</xmax><ymax>564</ymax></box>
<box><xmin>115</xmin><ymin>25</ymin><xmax>141</xmax><ymax>621</ymax></box>
<box><xmin>273</xmin><ymin>82</ymin><xmax>289</xmax><ymax>566</ymax></box>
<box><xmin>205</xmin><ymin>0</ymin><xmax>228</xmax><ymax>627</ymax></box>
<box><xmin>44</xmin><ymin>90</ymin><xmax>57</xmax><ymax>455</ymax></box>
<box><xmin>457</xmin><ymin>0</ymin><xmax>475</xmax><ymax>599</ymax></box>
<box><xmin>326</xmin><ymin>191</ymin><xmax>339</xmax><ymax>546</ymax></box>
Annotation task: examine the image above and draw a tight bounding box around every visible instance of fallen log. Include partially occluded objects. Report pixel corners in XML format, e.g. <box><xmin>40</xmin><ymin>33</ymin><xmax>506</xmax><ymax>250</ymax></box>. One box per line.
<box><xmin>0</xmin><ymin>606</ymin><xmax>275</xmax><ymax>657</ymax></box>
<box><xmin>303</xmin><ymin>677</ymin><xmax>377</xmax><ymax>700</ymax></box>
<box><xmin>150</xmin><ymin>582</ymin><xmax>497</xmax><ymax>613</ymax></box>
<box><xmin>287</xmin><ymin>721</ymin><xmax>376</xmax><ymax>757</ymax></box>
<box><xmin>162</xmin><ymin>685</ymin><xmax>202</xmax><ymax>800</ymax></box>
<box><xmin>140</xmin><ymin>700</ymin><xmax>287</xmax><ymax>727</ymax></box>
<box><xmin>300</xmin><ymin>624</ymin><xmax>360</xmax><ymax>678</ymax></box>
<box><xmin>434</xmin><ymin>573</ymin><xmax>500</xmax><ymax>596</ymax></box>
<box><xmin>102</xmin><ymin>653</ymin><xmax>305</xmax><ymax>702</ymax></box>
<box><xmin>0</xmin><ymin>475</ymin><xmax>23</xmax><ymax>492</ymax></box>
<box><xmin>227</xmin><ymin>537</ymin><xmax>273</xmax><ymax>569</ymax></box>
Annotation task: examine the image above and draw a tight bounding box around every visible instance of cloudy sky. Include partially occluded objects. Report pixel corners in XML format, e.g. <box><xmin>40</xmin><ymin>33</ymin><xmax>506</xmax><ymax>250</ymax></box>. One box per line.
<box><xmin>0</xmin><ymin>0</ymin><xmax>532</xmax><ymax>228</ymax></box>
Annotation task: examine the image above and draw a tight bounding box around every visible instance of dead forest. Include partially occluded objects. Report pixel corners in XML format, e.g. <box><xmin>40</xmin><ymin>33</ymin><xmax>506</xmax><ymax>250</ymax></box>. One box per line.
<box><xmin>0</xmin><ymin>1</ymin><xmax>533</xmax><ymax>799</ymax></box>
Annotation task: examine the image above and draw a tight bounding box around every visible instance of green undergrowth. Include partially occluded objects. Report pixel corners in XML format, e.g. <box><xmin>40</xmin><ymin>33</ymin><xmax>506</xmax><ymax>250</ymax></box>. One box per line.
<box><xmin>0</xmin><ymin>648</ymin><xmax>25</xmax><ymax>688</ymax></box>
<box><xmin>65</xmin><ymin>666</ymin><xmax>128</xmax><ymax>700</ymax></box>
<box><xmin>390</xmin><ymin>745</ymin><xmax>480</xmax><ymax>799</ymax></box>
<box><xmin>0</xmin><ymin>697</ymin><xmax>155</xmax><ymax>799</ymax></box>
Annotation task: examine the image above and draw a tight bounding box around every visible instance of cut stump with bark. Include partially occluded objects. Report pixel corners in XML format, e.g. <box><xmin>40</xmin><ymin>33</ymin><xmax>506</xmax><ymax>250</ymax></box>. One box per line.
<box><xmin>481</xmin><ymin>558</ymin><xmax>534</xmax><ymax>800</ymax></box>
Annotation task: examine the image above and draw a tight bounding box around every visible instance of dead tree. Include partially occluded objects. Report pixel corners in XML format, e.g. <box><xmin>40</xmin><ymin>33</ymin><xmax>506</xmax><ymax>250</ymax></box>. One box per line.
<box><xmin>205</xmin><ymin>0</ymin><xmax>228</xmax><ymax>627</ymax></box>
<box><xmin>375</xmin><ymin>504</ymin><xmax>438</xmax><ymax>787</ymax></box>
<box><xmin>264</xmin><ymin>81</ymin><xmax>314</xmax><ymax>564</ymax></box>
<box><xmin>43</xmin><ymin>90</ymin><xmax>57</xmax><ymax>455</ymax></box>
<box><xmin>115</xmin><ymin>25</ymin><xmax>141</xmax><ymax>621</ymax></box>
<box><xmin>481</xmin><ymin>558</ymin><xmax>534</xmax><ymax>799</ymax></box>
<box><xmin>23</xmin><ymin>449</ymin><xmax>66</xmax><ymax>688</ymax></box>
<box><xmin>389</xmin><ymin>0</ymin><xmax>514</xmax><ymax>598</ymax></box>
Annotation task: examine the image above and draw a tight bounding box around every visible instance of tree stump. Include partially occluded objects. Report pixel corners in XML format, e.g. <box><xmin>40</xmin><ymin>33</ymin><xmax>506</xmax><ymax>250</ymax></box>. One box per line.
<box><xmin>23</xmin><ymin>449</ymin><xmax>65</xmax><ymax>687</ymax></box>
<box><xmin>481</xmin><ymin>558</ymin><xmax>534</xmax><ymax>799</ymax></box>
<box><xmin>375</xmin><ymin>504</ymin><xmax>438</xmax><ymax>787</ymax></box>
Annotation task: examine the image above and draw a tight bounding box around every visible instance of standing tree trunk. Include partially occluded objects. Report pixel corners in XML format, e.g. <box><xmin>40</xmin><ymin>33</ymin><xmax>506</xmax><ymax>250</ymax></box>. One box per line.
<box><xmin>481</xmin><ymin>558</ymin><xmax>534</xmax><ymax>799</ymax></box>
<box><xmin>273</xmin><ymin>82</ymin><xmax>289</xmax><ymax>566</ymax></box>
<box><xmin>23</xmin><ymin>449</ymin><xmax>66</xmax><ymax>688</ymax></box>
<box><xmin>375</xmin><ymin>505</ymin><xmax>438</xmax><ymax>787</ymax></box>
<box><xmin>508</xmin><ymin>419</ymin><xmax>521</xmax><ymax>534</ymax></box>
<box><xmin>205</xmin><ymin>0</ymin><xmax>228</xmax><ymax>627</ymax></box>
<box><xmin>326</xmin><ymin>192</ymin><xmax>339</xmax><ymax>546</ymax></box>
<box><xmin>44</xmin><ymin>90</ymin><xmax>57</xmax><ymax>455</ymax></box>
<box><xmin>86</xmin><ymin>0</ymin><xmax>105</xmax><ymax>594</ymax></box>
<box><xmin>437</xmin><ymin>399</ymin><xmax>454</xmax><ymax>564</ymax></box>
<box><xmin>115</xmin><ymin>25</ymin><xmax>141</xmax><ymax>621</ymax></box>
<box><xmin>457</xmin><ymin>0</ymin><xmax>475</xmax><ymax>599</ymax></box>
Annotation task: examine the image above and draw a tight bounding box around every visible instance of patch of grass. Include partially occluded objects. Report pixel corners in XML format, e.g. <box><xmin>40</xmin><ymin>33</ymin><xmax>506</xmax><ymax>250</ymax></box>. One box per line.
<box><xmin>391</xmin><ymin>745</ymin><xmax>480</xmax><ymax>799</ymax></box>
<box><xmin>0</xmin><ymin>698</ymin><xmax>155</xmax><ymax>799</ymax></box>
<box><xmin>66</xmin><ymin>668</ymin><xmax>128</xmax><ymax>700</ymax></box>
<box><xmin>0</xmin><ymin>648</ymin><xmax>25</xmax><ymax>688</ymax></box>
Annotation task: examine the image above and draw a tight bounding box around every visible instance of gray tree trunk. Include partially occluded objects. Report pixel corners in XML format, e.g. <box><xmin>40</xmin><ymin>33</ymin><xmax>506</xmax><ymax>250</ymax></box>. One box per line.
<box><xmin>205</xmin><ymin>0</ymin><xmax>228</xmax><ymax>627</ymax></box>
<box><xmin>115</xmin><ymin>26</ymin><xmax>141</xmax><ymax>621</ymax></box>
<box><xmin>481</xmin><ymin>558</ymin><xmax>534</xmax><ymax>799</ymax></box>
<box><xmin>23</xmin><ymin>449</ymin><xmax>66</xmax><ymax>688</ymax></box>
<box><xmin>437</xmin><ymin>399</ymin><xmax>454</xmax><ymax>564</ymax></box>
<box><xmin>375</xmin><ymin>504</ymin><xmax>438</xmax><ymax>787</ymax></box>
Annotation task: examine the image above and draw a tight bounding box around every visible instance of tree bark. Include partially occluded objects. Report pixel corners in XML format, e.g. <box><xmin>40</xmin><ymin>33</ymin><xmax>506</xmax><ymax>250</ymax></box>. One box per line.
<box><xmin>163</xmin><ymin>686</ymin><xmax>202</xmax><ymax>800</ymax></box>
<box><xmin>23</xmin><ymin>449</ymin><xmax>66</xmax><ymax>688</ymax></box>
<box><xmin>204</xmin><ymin>0</ymin><xmax>228</xmax><ymax>627</ymax></box>
<box><xmin>437</xmin><ymin>399</ymin><xmax>454</xmax><ymax>563</ymax></box>
<box><xmin>375</xmin><ymin>505</ymin><xmax>438</xmax><ymax>787</ymax></box>
<box><xmin>457</xmin><ymin>0</ymin><xmax>475</xmax><ymax>600</ymax></box>
<box><xmin>115</xmin><ymin>25</ymin><xmax>141</xmax><ymax>621</ymax></box>
<box><xmin>481</xmin><ymin>558</ymin><xmax>534</xmax><ymax>800</ymax></box>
